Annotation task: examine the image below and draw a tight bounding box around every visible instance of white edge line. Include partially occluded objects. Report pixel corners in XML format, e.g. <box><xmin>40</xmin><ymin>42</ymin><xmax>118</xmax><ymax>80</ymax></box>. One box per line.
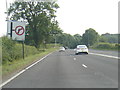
<box><xmin>82</xmin><ymin>64</ymin><xmax>87</xmax><ymax>68</ymax></box>
<box><xmin>0</xmin><ymin>52</ymin><xmax>53</xmax><ymax>88</ymax></box>
<box><xmin>89</xmin><ymin>53</ymin><xmax>119</xmax><ymax>59</ymax></box>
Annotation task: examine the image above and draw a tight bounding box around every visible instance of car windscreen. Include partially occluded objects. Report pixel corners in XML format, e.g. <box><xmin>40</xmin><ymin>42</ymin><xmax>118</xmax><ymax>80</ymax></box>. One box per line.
<box><xmin>77</xmin><ymin>46</ymin><xmax>87</xmax><ymax>48</ymax></box>
<box><xmin>60</xmin><ymin>47</ymin><xmax>64</xmax><ymax>49</ymax></box>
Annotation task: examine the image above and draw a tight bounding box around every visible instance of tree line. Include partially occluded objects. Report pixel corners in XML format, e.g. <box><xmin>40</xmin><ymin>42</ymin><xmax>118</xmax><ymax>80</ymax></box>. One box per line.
<box><xmin>8</xmin><ymin>1</ymin><xmax>62</xmax><ymax>49</ymax></box>
<box><xmin>7</xmin><ymin>1</ymin><xmax>119</xmax><ymax>49</ymax></box>
<box><xmin>53</xmin><ymin>28</ymin><xmax>119</xmax><ymax>49</ymax></box>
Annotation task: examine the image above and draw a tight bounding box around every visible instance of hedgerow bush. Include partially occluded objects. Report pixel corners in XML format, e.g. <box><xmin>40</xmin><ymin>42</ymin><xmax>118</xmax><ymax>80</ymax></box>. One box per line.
<box><xmin>96</xmin><ymin>43</ymin><xmax>112</xmax><ymax>49</ymax></box>
<box><xmin>2</xmin><ymin>36</ymin><xmax>16</xmax><ymax>63</ymax></box>
<box><xmin>24</xmin><ymin>45</ymin><xmax>39</xmax><ymax>57</ymax></box>
<box><xmin>2</xmin><ymin>36</ymin><xmax>39</xmax><ymax>64</ymax></box>
<box><xmin>115</xmin><ymin>43</ymin><xmax>120</xmax><ymax>50</ymax></box>
<box><xmin>46</xmin><ymin>44</ymin><xmax>60</xmax><ymax>49</ymax></box>
<box><xmin>92</xmin><ymin>42</ymin><xmax>119</xmax><ymax>50</ymax></box>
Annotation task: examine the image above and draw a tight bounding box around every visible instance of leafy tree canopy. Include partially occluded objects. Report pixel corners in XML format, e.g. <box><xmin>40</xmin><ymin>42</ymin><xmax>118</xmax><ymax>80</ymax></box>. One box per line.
<box><xmin>8</xmin><ymin>1</ymin><xmax>60</xmax><ymax>48</ymax></box>
<box><xmin>81</xmin><ymin>28</ymin><xmax>99</xmax><ymax>47</ymax></box>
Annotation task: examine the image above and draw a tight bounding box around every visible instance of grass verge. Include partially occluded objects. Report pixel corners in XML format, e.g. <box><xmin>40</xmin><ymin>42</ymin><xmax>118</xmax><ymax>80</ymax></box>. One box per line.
<box><xmin>2</xmin><ymin>47</ymin><xmax>58</xmax><ymax>79</ymax></box>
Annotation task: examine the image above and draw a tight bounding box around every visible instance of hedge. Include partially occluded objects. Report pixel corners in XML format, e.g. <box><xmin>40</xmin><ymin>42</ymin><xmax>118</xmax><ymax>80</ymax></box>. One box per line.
<box><xmin>92</xmin><ymin>42</ymin><xmax>119</xmax><ymax>50</ymax></box>
<box><xmin>2</xmin><ymin>36</ymin><xmax>39</xmax><ymax>64</ymax></box>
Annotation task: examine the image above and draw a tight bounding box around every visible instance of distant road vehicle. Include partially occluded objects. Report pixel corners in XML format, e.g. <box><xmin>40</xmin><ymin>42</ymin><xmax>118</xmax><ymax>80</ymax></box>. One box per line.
<box><xmin>59</xmin><ymin>47</ymin><xmax>65</xmax><ymax>52</ymax></box>
<box><xmin>64</xmin><ymin>46</ymin><xmax>68</xmax><ymax>50</ymax></box>
<box><xmin>75</xmin><ymin>45</ymin><xmax>88</xmax><ymax>55</ymax></box>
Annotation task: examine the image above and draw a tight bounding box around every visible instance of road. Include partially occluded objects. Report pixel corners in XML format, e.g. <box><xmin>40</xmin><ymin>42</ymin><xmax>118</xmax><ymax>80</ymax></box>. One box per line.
<box><xmin>2</xmin><ymin>49</ymin><xmax>118</xmax><ymax>88</ymax></box>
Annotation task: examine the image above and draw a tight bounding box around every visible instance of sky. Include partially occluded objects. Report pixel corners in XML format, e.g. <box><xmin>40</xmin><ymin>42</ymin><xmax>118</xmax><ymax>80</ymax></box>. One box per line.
<box><xmin>56</xmin><ymin>0</ymin><xmax>119</xmax><ymax>35</ymax></box>
<box><xmin>0</xmin><ymin>0</ymin><xmax>119</xmax><ymax>37</ymax></box>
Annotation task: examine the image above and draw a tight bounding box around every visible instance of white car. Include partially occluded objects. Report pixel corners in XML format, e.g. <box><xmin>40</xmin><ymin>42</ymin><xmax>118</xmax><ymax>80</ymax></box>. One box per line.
<box><xmin>75</xmin><ymin>45</ymin><xmax>88</xmax><ymax>55</ymax></box>
<box><xmin>59</xmin><ymin>47</ymin><xmax>65</xmax><ymax>52</ymax></box>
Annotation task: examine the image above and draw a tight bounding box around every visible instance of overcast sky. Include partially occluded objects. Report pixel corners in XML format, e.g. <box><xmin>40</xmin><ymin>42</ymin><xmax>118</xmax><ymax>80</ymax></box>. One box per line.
<box><xmin>0</xmin><ymin>0</ymin><xmax>119</xmax><ymax>37</ymax></box>
<box><xmin>56</xmin><ymin>0</ymin><xmax>119</xmax><ymax>35</ymax></box>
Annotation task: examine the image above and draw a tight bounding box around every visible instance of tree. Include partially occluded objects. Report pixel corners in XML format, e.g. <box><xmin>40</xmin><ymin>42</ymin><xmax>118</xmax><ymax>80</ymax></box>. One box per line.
<box><xmin>101</xmin><ymin>34</ymin><xmax>118</xmax><ymax>43</ymax></box>
<box><xmin>56</xmin><ymin>33</ymin><xmax>78</xmax><ymax>48</ymax></box>
<box><xmin>81</xmin><ymin>28</ymin><xmax>99</xmax><ymax>47</ymax></box>
<box><xmin>48</xmin><ymin>20</ymin><xmax>63</xmax><ymax>44</ymax></box>
<box><xmin>99</xmin><ymin>36</ymin><xmax>108</xmax><ymax>42</ymax></box>
<box><xmin>8</xmin><ymin>1</ymin><xmax>59</xmax><ymax>48</ymax></box>
<box><xmin>73</xmin><ymin>34</ymin><xmax>82</xmax><ymax>46</ymax></box>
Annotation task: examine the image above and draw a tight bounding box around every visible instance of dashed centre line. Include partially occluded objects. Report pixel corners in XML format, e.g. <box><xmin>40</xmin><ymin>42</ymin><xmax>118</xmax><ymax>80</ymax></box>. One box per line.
<box><xmin>82</xmin><ymin>64</ymin><xmax>87</xmax><ymax>68</ymax></box>
<box><xmin>74</xmin><ymin>58</ymin><xmax>76</xmax><ymax>60</ymax></box>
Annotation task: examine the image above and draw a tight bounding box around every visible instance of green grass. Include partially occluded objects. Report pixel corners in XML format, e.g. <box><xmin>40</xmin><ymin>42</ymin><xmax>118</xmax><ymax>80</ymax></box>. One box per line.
<box><xmin>2</xmin><ymin>47</ymin><xmax>58</xmax><ymax>78</ymax></box>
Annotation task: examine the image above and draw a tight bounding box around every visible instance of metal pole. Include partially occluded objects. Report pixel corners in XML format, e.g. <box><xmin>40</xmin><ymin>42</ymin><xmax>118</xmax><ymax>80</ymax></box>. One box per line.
<box><xmin>10</xmin><ymin>22</ymin><xmax>13</xmax><ymax>38</ymax></box>
<box><xmin>6</xmin><ymin>0</ymin><xmax>8</xmax><ymax>21</ymax></box>
<box><xmin>22</xmin><ymin>41</ymin><xmax>25</xmax><ymax>59</ymax></box>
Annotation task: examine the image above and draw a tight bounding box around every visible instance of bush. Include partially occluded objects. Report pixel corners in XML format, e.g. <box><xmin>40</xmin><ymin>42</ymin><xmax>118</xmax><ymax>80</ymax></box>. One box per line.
<box><xmin>115</xmin><ymin>43</ymin><xmax>120</xmax><ymax>50</ymax></box>
<box><xmin>96</xmin><ymin>43</ymin><xmax>112</xmax><ymax>49</ymax></box>
<box><xmin>92</xmin><ymin>42</ymin><xmax>118</xmax><ymax>50</ymax></box>
<box><xmin>46</xmin><ymin>44</ymin><xmax>60</xmax><ymax>48</ymax></box>
<box><xmin>2</xmin><ymin>36</ymin><xmax>60</xmax><ymax>64</ymax></box>
<box><xmin>24</xmin><ymin>45</ymin><xmax>39</xmax><ymax>57</ymax></box>
<box><xmin>2</xmin><ymin>36</ymin><xmax>16</xmax><ymax>63</ymax></box>
<box><xmin>2</xmin><ymin>36</ymin><xmax>39</xmax><ymax>64</ymax></box>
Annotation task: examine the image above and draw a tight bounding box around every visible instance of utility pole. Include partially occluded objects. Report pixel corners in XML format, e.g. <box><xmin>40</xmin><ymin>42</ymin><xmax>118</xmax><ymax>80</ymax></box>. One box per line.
<box><xmin>6</xmin><ymin>0</ymin><xmax>10</xmax><ymax>38</ymax></box>
<box><xmin>5</xmin><ymin>0</ymin><xmax>9</xmax><ymax>21</ymax></box>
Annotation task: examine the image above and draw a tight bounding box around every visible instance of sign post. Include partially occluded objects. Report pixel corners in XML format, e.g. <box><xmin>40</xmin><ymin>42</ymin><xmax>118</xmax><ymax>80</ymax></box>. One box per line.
<box><xmin>22</xmin><ymin>41</ymin><xmax>25</xmax><ymax>59</ymax></box>
<box><xmin>7</xmin><ymin>21</ymin><xmax>26</xmax><ymax>59</ymax></box>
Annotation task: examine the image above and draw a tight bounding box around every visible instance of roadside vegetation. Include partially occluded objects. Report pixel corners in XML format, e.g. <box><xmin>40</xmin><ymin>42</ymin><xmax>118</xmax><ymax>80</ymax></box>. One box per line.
<box><xmin>54</xmin><ymin>29</ymin><xmax>120</xmax><ymax>51</ymax></box>
<box><xmin>91</xmin><ymin>33</ymin><xmax>120</xmax><ymax>51</ymax></box>
<box><xmin>2</xmin><ymin>1</ymin><xmax>62</xmax><ymax>78</ymax></box>
<box><xmin>2</xmin><ymin>36</ymin><xmax>59</xmax><ymax>77</ymax></box>
<box><xmin>2</xmin><ymin>47</ymin><xmax>58</xmax><ymax>78</ymax></box>
<box><xmin>91</xmin><ymin>42</ymin><xmax>119</xmax><ymax>51</ymax></box>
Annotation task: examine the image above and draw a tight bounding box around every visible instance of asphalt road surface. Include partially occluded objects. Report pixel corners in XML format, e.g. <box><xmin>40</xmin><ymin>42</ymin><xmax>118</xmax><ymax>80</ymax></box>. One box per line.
<box><xmin>2</xmin><ymin>49</ymin><xmax>118</xmax><ymax>88</ymax></box>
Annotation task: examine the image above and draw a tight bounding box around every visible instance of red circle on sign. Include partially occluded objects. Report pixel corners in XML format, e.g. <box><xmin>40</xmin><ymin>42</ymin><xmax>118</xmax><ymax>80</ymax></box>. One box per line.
<box><xmin>15</xmin><ymin>26</ymin><xmax>24</xmax><ymax>35</ymax></box>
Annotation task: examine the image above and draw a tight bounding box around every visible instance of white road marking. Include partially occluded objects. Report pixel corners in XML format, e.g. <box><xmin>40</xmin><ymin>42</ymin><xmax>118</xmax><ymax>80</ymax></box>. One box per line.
<box><xmin>74</xmin><ymin>58</ymin><xmax>76</xmax><ymax>60</ymax></box>
<box><xmin>82</xmin><ymin>64</ymin><xmax>87</xmax><ymax>68</ymax></box>
<box><xmin>89</xmin><ymin>53</ymin><xmax>119</xmax><ymax>59</ymax></box>
<box><xmin>0</xmin><ymin>52</ymin><xmax>53</xmax><ymax>88</ymax></box>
